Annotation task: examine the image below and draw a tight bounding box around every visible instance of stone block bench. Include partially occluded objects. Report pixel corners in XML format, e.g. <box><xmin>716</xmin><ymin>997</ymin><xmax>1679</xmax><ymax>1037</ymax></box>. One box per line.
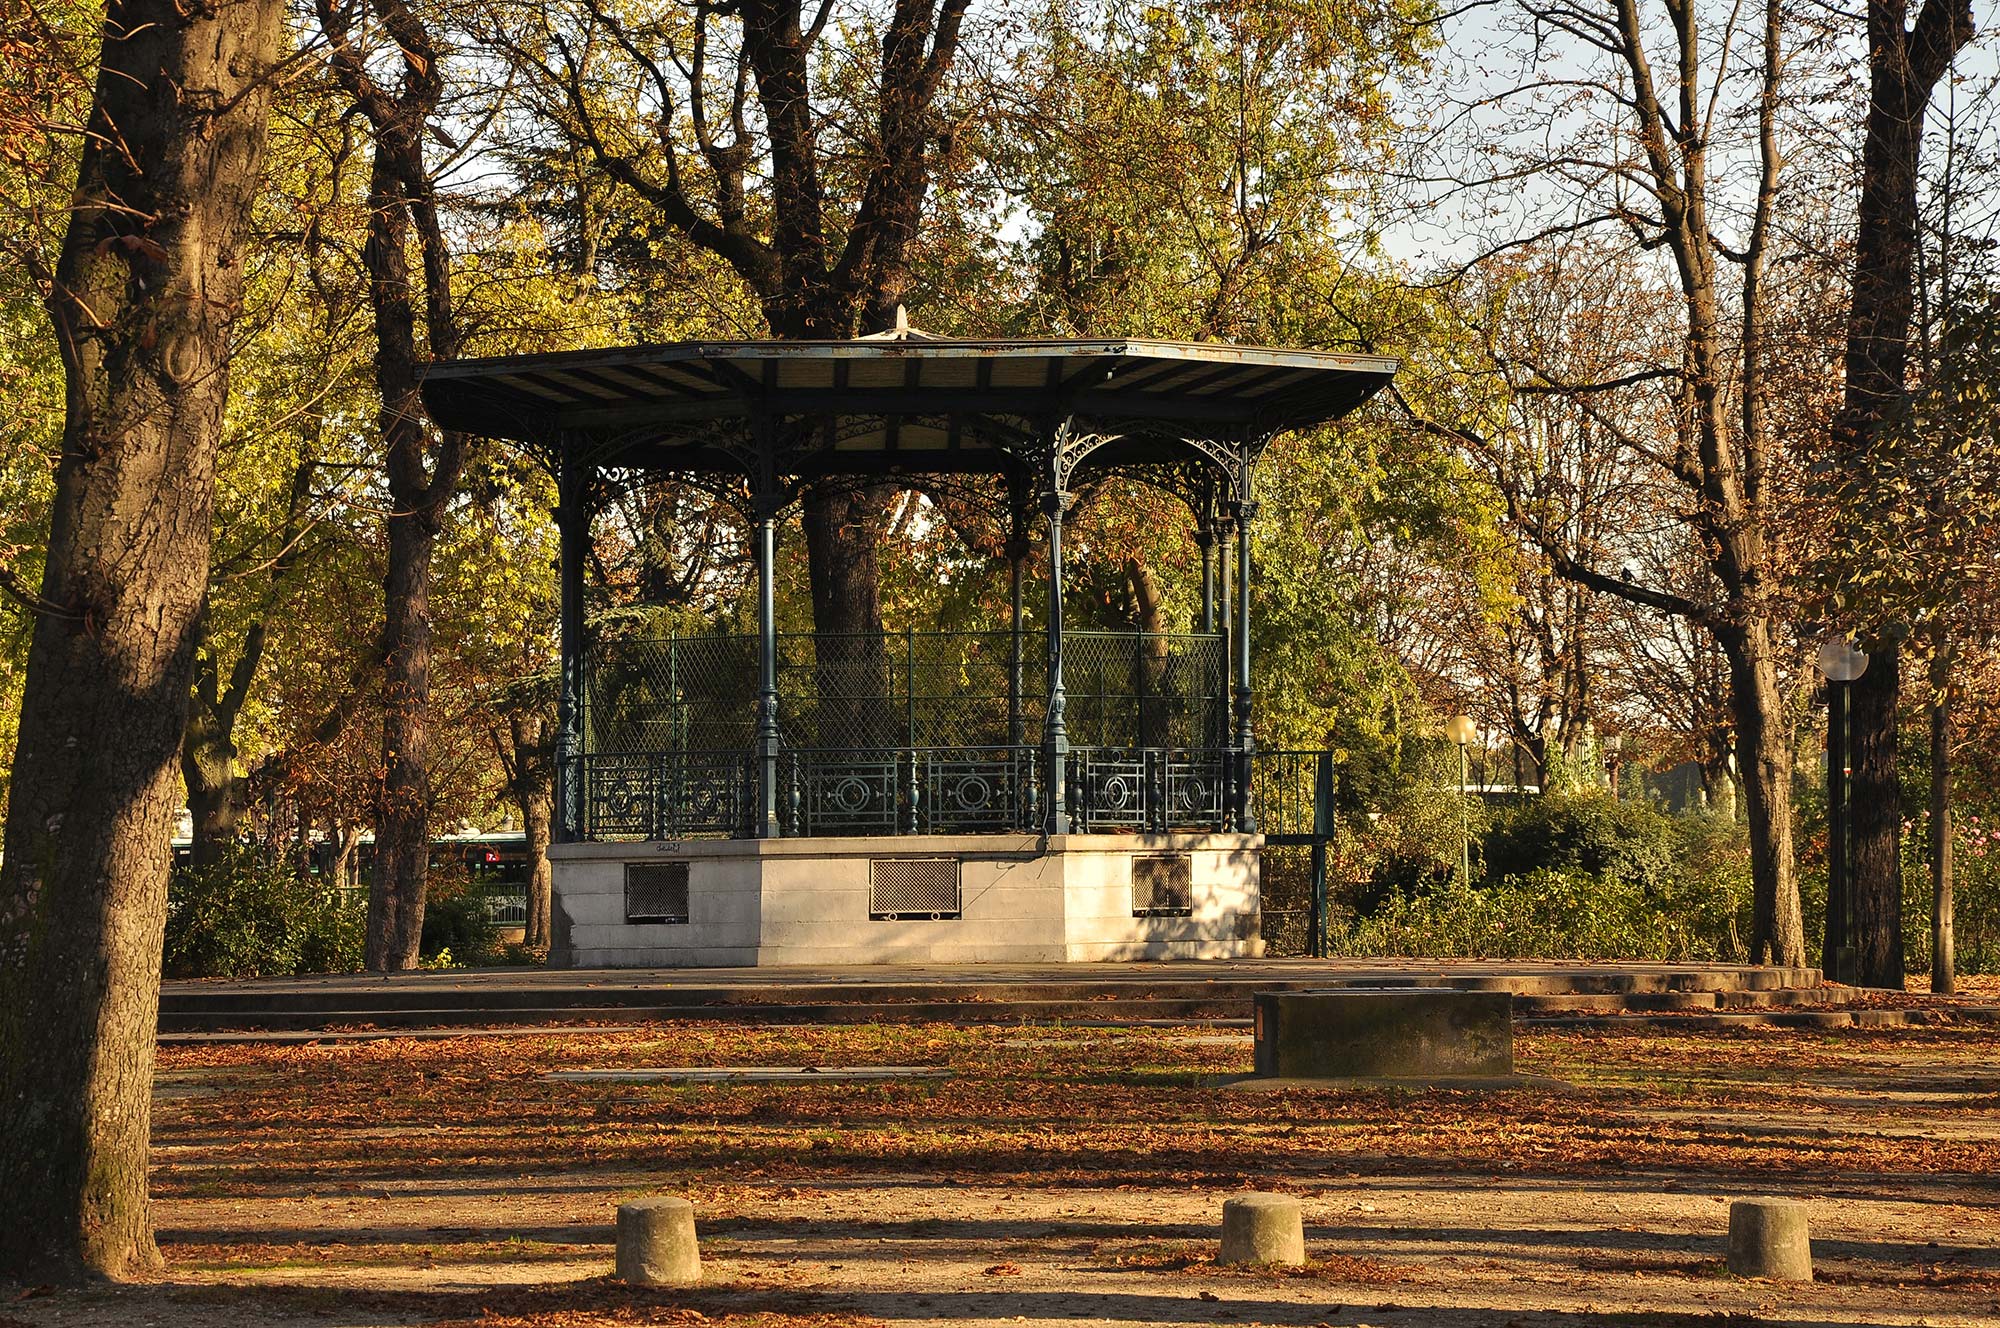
<box><xmin>1250</xmin><ymin>987</ymin><xmax>1516</xmax><ymax>1082</ymax></box>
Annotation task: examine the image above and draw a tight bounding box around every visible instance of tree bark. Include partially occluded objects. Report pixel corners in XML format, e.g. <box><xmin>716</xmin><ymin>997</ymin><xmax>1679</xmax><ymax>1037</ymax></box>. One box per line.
<box><xmin>1833</xmin><ymin>0</ymin><xmax>1975</xmax><ymax>985</ymax></box>
<box><xmin>521</xmin><ymin>785</ymin><xmax>554</xmax><ymax>951</ymax></box>
<box><xmin>182</xmin><ymin>620</ymin><xmax>267</xmax><ymax>866</ymax></box>
<box><xmin>319</xmin><ymin>0</ymin><xmax>465</xmax><ymax>971</ymax></box>
<box><xmin>1849</xmin><ymin>642</ymin><xmax>1905</xmax><ymax>986</ymax></box>
<box><xmin>1723</xmin><ymin>622</ymin><xmax>1805</xmax><ymax>966</ymax></box>
<box><xmin>369</xmin><ymin>509</ymin><xmax>445</xmax><ymax>969</ymax></box>
<box><xmin>0</xmin><ymin>0</ymin><xmax>284</xmax><ymax>1282</ymax></box>
<box><xmin>526</xmin><ymin>0</ymin><xmax>969</xmax><ymax>640</ymax></box>
<box><xmin>496</xmin><ymin>707</ymin><xmax>555</xmax><ymax>951</ymax></box>
<box><xmin>801</xmin><ymin>484</ymin><xmax>892</xmax><ymax>744</ymax></box>
<box><xmin>1930</xmin><ymin>643</ymin><xmax>1954</xmax><ymax>994</ymax></box>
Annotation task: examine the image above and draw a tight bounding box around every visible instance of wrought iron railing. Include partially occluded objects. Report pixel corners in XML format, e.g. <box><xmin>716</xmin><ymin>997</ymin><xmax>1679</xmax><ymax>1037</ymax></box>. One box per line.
<box><xmin>576</xmin><ymin>749</ymin><xmax>757</xmax><ymax>841</ymax></box>
<box><xmin>564</xmin><ymin>744</ymin><xmax>1257</xmax><ymax>840</ymax></box>
<box><xmin>1066</xmin><ymin>747</ymin><xmax>1228</xmax><ymax>833</ymax></box>
<box><xmin>783</xmin><ymin>746</ymin><xmax>1042</xmax><ymax>836</ymax></box>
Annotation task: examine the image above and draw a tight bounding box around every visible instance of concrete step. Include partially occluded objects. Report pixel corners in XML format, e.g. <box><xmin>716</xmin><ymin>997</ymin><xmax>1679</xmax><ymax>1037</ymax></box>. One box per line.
<box><xmin>1523</xmin><ymin>1005</ymin><xmax>2000</xmax><ymax>1032</ymax></box>
<box><xmin>158</xmin><ymin>996</ymin><xmax>1260</xmax><ymax>1034</ymax></box>
<box><xmin>157</xmin><ymin>985</ymin><xmax>1864</xmax><ymax>1037</ymax></box>
<box><xmin>159</xmin><ymin>966</ymin><xmax>1828</xmax><ymax>1016</ymax></box>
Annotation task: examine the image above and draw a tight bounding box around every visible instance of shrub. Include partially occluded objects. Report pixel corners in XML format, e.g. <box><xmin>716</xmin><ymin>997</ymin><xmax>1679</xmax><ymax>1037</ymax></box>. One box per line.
<box><xmin>164</xmin><ymin>850</ymin><xmax>364</xmax><ymax>978</ymax></box>
<box><xmin>1330</xmin><ymin>795</ymin><xmax>1753</xmax><ymax>963</ymax></box>
<box><xmin>420</xmin><ymin>861</ymin><xmax>499</xmax><ymax>966</ymax></box>
<box><xmin>1333</xmin><ymin>863</ymin><xmax>1746</xmax><ymax>963</ymax></box>
<box><xmin>1351</xmin><ymin>777</ymin><xmax>1485</xmax><ymax>914</ymax></box>
<box><xmin>1482</xmin><ymin>794</ymin><xmax>1678</xmax><ymax>892</ymax></box>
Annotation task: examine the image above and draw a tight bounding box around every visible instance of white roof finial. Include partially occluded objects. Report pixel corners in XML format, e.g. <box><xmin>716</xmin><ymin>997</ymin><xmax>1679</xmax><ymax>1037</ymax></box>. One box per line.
<box><xmin>856</xmin><ymin>304</ymin><xmax>943</xmax><ymax>341</ymax></box>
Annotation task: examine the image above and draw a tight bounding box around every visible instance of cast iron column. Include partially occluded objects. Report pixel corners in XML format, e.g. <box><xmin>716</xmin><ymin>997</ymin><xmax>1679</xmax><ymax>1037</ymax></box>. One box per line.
<box><xmin>1007</xmin><ymin>534</ymin><xmax>1027</xmax><ymax>748</ymax></box>
<box><xmin>1217</xmin><ymin>514</ymin><xmax>1233</xmax><ymax>656</ymax></box>
<box><xmin>555</xmin><ymin>444</ymin><xmax>588</xmax><ymax>842</ymax></box>
<box><xmin>1044</xmin><ymin>487</ymin><xmax>1071</xmax><ymax>834</ymax></box>
<box><xmin>1232</xmin><ymin>497</ymin><xmax>1258</xmax><ymax>833</ymax></box>
<box><xmin>1196</xmin><ymin>522</ymin><xmax>1216</xmax><ymax>633</ymax></box>
<box><xmin>754</xmin><ymin>500</ymin><xmax>781</xmax><ymax>839</ymax></box>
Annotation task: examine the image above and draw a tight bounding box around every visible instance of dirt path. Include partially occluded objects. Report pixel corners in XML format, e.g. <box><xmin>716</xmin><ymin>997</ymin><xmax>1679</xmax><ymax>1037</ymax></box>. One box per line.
<box><xmin>9</xmin><ymin>1022</ymin><xmax>2000</xmax><ymax>1328</ymax></box>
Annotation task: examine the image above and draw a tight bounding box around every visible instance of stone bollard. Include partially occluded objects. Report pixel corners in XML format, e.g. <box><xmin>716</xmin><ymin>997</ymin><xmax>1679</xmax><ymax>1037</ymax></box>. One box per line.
<box><xmin>616</xmin><ymin>1196</ymin><xmax>701</xmax><ymax>1285</ymax></box>
<box><xmin>1219</xmin><ymin>1191</ymin><xmax>1306</xmax><ymax>1266</ymax></box>
<box><xmin>1726</xmin><ymin>1198</ymin><xmax>1812</xmax><ymax>1281</ymax></box>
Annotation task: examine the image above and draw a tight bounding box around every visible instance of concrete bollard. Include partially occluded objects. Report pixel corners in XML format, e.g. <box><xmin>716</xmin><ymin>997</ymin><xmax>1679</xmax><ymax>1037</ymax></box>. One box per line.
<box><xmin>616</xmin><ymin>1196</ymin><xmax>701</xmax><ymax>1285</ymax></box>
<box><xmin>1219</xmin><ymin>1191</ymin><xmax>1306</xmax><ymax>1266</ymax></box>
<box><xmin>1726</xmin><ymin>1198</ymin><xmax>1812</xmax><ymax>1281</ymax></box>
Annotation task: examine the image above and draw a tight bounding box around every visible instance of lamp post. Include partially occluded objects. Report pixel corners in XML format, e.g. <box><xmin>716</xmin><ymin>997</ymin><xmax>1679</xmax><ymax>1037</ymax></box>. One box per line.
<box><xmin>1604</xmin><ymin>733</ymin><xmax>1625</xmax><ymax>798</ymax></box>
<box><xmin>1815</xmin><ymin>637</ymin><xmax>1869</xmax><ymax>983</ymax></box>
<box><xmin>1445</xmin><ymin>713</ymin><xmax>1478</xmax><ymax>884</ymax></box>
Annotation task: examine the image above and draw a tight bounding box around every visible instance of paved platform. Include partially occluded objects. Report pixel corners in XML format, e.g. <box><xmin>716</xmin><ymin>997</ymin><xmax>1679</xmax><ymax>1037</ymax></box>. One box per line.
<box><xmin>158</xmin><ymin>958</ymin><xmax>1846</xmax><ymax>1037</ymax></box>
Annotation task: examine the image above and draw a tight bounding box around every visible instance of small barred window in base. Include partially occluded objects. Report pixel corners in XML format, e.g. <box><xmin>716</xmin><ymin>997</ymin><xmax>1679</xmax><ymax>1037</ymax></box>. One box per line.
<box><xmin>625</xmin><ymin>862</ymin><xmax>690</xmax><ymax>924</ymax></box>
<box><xmin>870</xmin><ymin>858</ymin><xmax>962</xmax><ymax>919</ymax></box>
<box><xmin>1131</xmin><ymin>854</ymin><xmax>1193</xmax><ymax>916</ymax></box>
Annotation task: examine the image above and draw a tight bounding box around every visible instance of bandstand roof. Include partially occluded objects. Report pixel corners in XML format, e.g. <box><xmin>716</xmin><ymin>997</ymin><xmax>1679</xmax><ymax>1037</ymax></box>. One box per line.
<box><xmin>419</xmin><ymin>336</ymin><xmax>1398</xmax><ymax>479</ymax></box>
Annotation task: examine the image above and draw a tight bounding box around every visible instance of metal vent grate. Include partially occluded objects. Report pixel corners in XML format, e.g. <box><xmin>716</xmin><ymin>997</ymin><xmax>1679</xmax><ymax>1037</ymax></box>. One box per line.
<box><xmin>870</xmin><ymin>858</ymin><xmax>962</xmax><ymax>919</ymax></box>
<box><xmin>625</xmin><ymin>862</ymin><xmax>690</xmax><ymax>924</ymax></box>
<box><xmin>1131</xmin><ymin>854</ymin><xmax>1193</xmax><ymax>916</ymax></box>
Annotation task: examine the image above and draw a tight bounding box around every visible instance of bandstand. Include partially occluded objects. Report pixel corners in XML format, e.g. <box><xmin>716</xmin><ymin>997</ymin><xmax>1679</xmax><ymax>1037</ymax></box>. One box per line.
<box><xmin>420</xmin><ymin>332</ymin><xmax>1396</xmax><ymax>966</ymax></box>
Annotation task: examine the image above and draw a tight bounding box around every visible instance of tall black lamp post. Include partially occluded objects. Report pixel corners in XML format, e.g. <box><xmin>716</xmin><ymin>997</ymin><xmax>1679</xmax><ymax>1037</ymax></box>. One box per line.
<box><xmin>1815</xmin><ymin>636</ymin><xmax>1869</xmax><ymax>983</ymax></box>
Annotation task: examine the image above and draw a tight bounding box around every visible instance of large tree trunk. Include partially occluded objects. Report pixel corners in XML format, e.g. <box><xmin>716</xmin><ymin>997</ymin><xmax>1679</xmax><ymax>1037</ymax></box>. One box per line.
<box><xmin>802</xmin><ymin>484</ymin><xmax>892</xmax><ymax>745</ymax></box>
<box><xmin>320</xmin><ymin>0</ymin><xmax>465</xmax><ymax>972</ymax></box>
<box><xmin>1930</xmin><ymin>642</ymin><xmax>1954</xmax><ymax>993</ymax></box>
<box><xmin>0</xmin><ymin>0</ymin><xmax>284</xmax><ymax>1282</ymax></box>
<box><xmin>519</xmin><ymin>0</ymin><xmax>967</xmax><ymax>657</ymax></box>
<box><xmin>1722</xmin><ymin>621</ymin><xmax>1805</xmax><ymax>966</ymax></box>
<box><xmin>1833</xmin><ymin>0</ymin><xmax>1975</xmax><ymax>984</ymax></box>
<box><xmin>367</xmin><ymin>510</ymin><xmax>443</xmax><ymax>969</ymax></box>
<box><xmin>1849</xmin><ymin>642</ymin><xmax>1905</xmax><ymax>986</ymax></box>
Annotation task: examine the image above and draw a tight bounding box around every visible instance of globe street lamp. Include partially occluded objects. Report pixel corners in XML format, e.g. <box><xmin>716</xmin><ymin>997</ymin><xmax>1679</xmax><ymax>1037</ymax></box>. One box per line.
<box><xmin>1445</xmin><ymin>713</ymin><xmax>1479</xmax><ymax>884</ymax></box>
<box><xmin>1815</xmin><ymin>637</ymin><xmax>1869</xmax><ymax>982</ymax></box>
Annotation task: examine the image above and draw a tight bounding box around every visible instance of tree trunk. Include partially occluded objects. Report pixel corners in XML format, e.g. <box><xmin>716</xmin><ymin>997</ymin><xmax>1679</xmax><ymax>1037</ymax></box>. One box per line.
<box><xmin>182</xmin><ymin>723</ymin><xmax>242</xmax><ymax>866</ymax></box>
<box><xmin>1930</xmin><ymin>643</ymin><xmax>1954</xmax><ymax>994</ymax></box>
<box><xmin>802</xmin><ymin>484</ymin><xmax>892</xmax><ymax>746</ymax></box>
<box><xmin>333</xmin><ymin>822</ymin><xmax>362</xmax><ymax>893</ymax></box>
<box><xmin>521</xmin><ymin>786</ymin><xmax>554</xmax><ymax>951</ymax></box>
<box><xmin>0</xmin><ymin>0</ymin><xmax>284</xmax><ymax>1283</ymax></box>
<box><xmin>320</xmin><ymin>0</ymin><xmax>465</xmax><ymax>972</ymax></box>
<box><xmin>1849</xmin><ymin>642</ymin><xmax>1905</xmax><ymax>987</ymax></box>
<box><xmin>367</xmin><ymin>510</ymin><xmax>442</xmax><ymax>970</ymax></box>
<box><xmin>1699</xmin><ymin>758</ymin><xmax>1739</xmax><ymax>822</ymax></box>
<box><xmin>182</xmin><ymin>621</ymin><xmax>267</xmax><ymax>866</ymax></box>
<box><xmin>1834</xmin><ymin>0</ymin><xmax>1975</xmax><ymax>986</ymax></box>
<box><xmin>499</xmin><ymin>707</ymin><xmax>555</xmax><ymax>951</ymax></box>
<box><xmin>1723</xmin><ymin>621</ymin><xmax>1805</xmax><ymax>966</ymax></box>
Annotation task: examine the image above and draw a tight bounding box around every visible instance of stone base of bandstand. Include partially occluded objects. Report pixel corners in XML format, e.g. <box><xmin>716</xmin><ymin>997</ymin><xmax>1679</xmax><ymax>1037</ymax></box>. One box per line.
<box><xmin>549</xmin><ymin>833</ymin><xmax>1264</xmax><ymax>967</ymax></box>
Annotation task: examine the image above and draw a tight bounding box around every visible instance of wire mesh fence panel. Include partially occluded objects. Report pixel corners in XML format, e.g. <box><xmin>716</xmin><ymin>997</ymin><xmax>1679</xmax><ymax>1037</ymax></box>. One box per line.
<box><xmin>585</xmin><ymin>629</ymin><xmax>1217</xmax><ymax>759</ymax></box>
<box><xmin>781</xmin><ymin>631</ymin><xmax>1048</xmax><ymax>751</ymax></box>
<box><xmin>1065</xmin><ymin>631</ymin><xmax>1226</xmax><ymax>750</ymax></box>
<box><xmin>1258</xmin><ymin>843</ymin><xmax>1315</xmax><ymax>956</ymax></box>
<box><xmin>584</xmin><ymin>636</ymin><xmax>758</xmax><ymax>756</ymax></box>
<box><xmin>574</xmin><ymin>628</ymin><xmax>1243</xmax><ymax>841</ymax></box>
